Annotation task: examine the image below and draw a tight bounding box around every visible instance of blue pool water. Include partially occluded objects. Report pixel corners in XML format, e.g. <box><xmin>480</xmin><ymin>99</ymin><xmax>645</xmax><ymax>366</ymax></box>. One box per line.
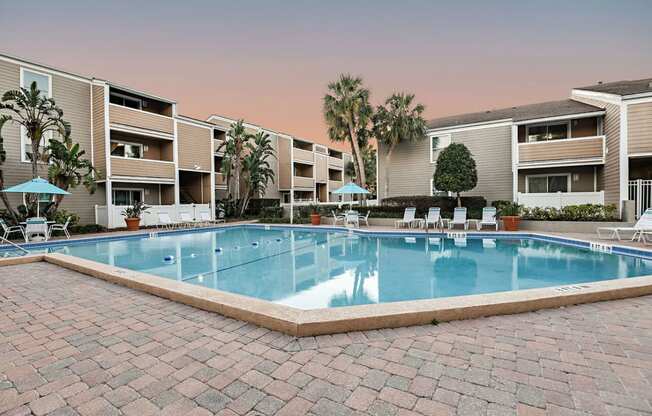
<box><xmin>4</xmin><ymin>226</ymin><xmax>652</xmax><ymax>309</ymax></box>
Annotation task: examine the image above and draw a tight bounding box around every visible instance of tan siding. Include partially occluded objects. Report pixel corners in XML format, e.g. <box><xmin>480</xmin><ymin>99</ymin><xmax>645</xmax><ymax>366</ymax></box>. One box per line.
<box><xmin>572</xmin><ymin>95</ymin><xmax>620</xmax><ymax>207</ymax></box>
<box><xmin>328</xmin><ymin>156</ymin><xmax>344</xmax><ymax>168</ymax></box>
<box><xmin>628</xmin><ymin>102</ymin><xmax>652</xmax><ymax>155</ymax></box>
<box><xmin>378</xmin><ymin>125</ymin><xmax>512</xmax><ymax>203</ymax></box>
<box><xmin>277</xmin><ymin>136</ymin><xmax>291</xmax><ymax>190</ymax></box>
<box><xmin>109</xmin><ymin>104</ymin><xmax>174</xmax><ymax>135</ymax></box>
<box><xmin>177</xmin><ymin>121</ymin><xmax>212</xmax><ymax>171</ymax></box>
<box><xmin>294</xmin><ymin>148</ymin><xmax>314</xmax><ymax>164</ymax></box>
<box><xmin>0</xmin><ymin>59</ymin><xmax>105</xmax><ymax>224</ymax></box>
<box><xmin>518</xmin><ymin>137</ymin><xmax>604</xmax><ymax>163</ymax></box>
<box><xmin>315</xmin><ymin>154</ymin><xmax>328</xmax><ymax>182</ymax></box>
<box><xmin>111</xmin><ymin>157</ymin><xmax>175</xmax><ymax>179</ymax></box>
<box><xmin>294</xmin><ymin>176</ymin><xmax>314</xmax><ymax>189</ymax></box>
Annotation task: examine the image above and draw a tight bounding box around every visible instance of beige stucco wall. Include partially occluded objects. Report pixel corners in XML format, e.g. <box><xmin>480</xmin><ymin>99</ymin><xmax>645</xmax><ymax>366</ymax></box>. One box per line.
<box><xmin>177</xmin><ymin>121</ymin><xmax>212</xmax><ymax>172</ymax></box>
<box><xmin>377</xmin><ymin>124</ymin><xmax>513</xmax><ymax>203</ymax></box>
<box><xmin>0</xmin><ymin>58</ymin><xmax>105</xmax><ymax>224</ymax></box>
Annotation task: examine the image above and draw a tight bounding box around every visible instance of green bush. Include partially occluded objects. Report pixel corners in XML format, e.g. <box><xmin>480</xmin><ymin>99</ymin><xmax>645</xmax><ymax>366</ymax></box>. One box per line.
<box><xmin>246</xmin><ymin>198</ymin><xmax>280</xmax><ymax>215</ymax></box>
<box><xmin>68</xmin><ymin>224</ymin><xmax>107</xmax><ymax>234</ymax></box>
<box><xmin>380</xmin><ymin>195</ymin><xmax>486</xmax><ymax>218</ymax></box>
<box><xmin>521</xmin><ymin>204</ymin><xmax>618</xmax><ymax>222</ymax></box>
<box><xmin>260</xmin><ymin>206</ymin><xmax>283</xmax><ymax>218</ymax></box>
<box><xmin>47</xmin><ymin>209</ymin><xmax>80</xmax><ymax>226</ymax></box>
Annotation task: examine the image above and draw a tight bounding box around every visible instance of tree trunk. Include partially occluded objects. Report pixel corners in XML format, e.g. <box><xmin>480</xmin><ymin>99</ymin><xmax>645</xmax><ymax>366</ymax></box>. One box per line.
<box><xmin>383</xmin><ymin>145</ymin><xmax>394</xmax><ymax>200</ymax></box>
<box><xmin>347</xmin><ymin>126</ymin><xmax>366</xmax><ymax>189</ymax></box>
<box><xmin>457</xmin><ymin>192</ymin><xmax>461</xmax><ymax>207</ymax></box>
<box><xmin>0</xmin><ymin>170</ymin><xmax>18</xmax><ymax>223</ymax></box>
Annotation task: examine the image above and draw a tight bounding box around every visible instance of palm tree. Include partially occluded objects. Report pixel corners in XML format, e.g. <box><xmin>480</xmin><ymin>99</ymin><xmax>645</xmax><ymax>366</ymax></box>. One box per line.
<box><xmin>217</xmin><ymin>120</ymin><xmax>248</xmax><ymax>207</ymax></box>
<box><xmin>372</xmin><ymin>93</ymin><xmax>428</xmax><ymax>199</ymax></box>
<box><xmin>323</xmin><ymin>75</ymin><xmax>372</xmax><ymax>189</ymax></box>
<box><xmin>240</xmin><ymin>131</ymin><xmax>276</xmax><ymax>216</ymax></box>
<box><xmin>46</xmin><ymin>136</ymin><xmax>98</xmax><ymax>212</ymax></box>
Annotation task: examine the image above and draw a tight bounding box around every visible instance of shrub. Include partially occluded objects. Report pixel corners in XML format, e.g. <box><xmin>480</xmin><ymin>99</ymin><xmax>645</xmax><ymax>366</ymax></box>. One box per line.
<box><xmin>260</xmin><ymin>206</ymin><xmax>283</xmax><ymax>218</ymax></box>
<box><xmin>246</xmin><ymin>198</ymin><xmax>280</xmax><ymax>215</ymax></box>
<box><xmin>380</xmin><ymin>195</ymin><xmax>486</xmax><ymax>218</ymax></box>
<box><xmin>496</xmin><ymin>202</ymin><xmax>521</xmax><ymax>217</ymax></box>
<box><xmin>432</xmin><ymin>143</ymin><xmax>478</xmax><ymax>206</ymax></box>
<box><xmin>68</xmin><ymin>224</ymin><xmax>107</xmax><ymax>234</ymax></box>
<box><xmin>521</xmin><ymin>204</ymin><xmax>618</xmax><ymax>222</ymax></box>
<box><xmin>47</xmin><ymin>209</ymin><xmax>80</xmax><ymax>226</ymax></box>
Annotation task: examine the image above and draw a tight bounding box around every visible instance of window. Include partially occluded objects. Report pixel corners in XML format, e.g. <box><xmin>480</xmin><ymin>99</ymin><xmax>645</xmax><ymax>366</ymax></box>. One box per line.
<box><xmin>109</xmin><ymin>92</ymin><xmax>142</xmax><ymax>110</ymax></box>
<box><xmin>430</xmin><ymin>134</ymin><xmax>451</xmax><ymax>163</ymax></box>
<box><xmin>526</xmin><ymin>174</ymin><xmax>570</xmax><ymax>193</ymax></box>
<box><xmin>112</xmin><ymin>189</ymin><xmax>143</xmax><ymax>206</ymax></box>
<box><xmin>110</xmin><ymin>141</ymin><xmax>143</xmax><ymax>159</ymax></box>
<box><xmin>21</xmin><ymin>69</ymin><xmax>51</xmax><ymax>98</ymax></box>
<box><xmin>526</xmin><ymin>122</ymin><xmax>568</xmax><ymax>142</ymax></box>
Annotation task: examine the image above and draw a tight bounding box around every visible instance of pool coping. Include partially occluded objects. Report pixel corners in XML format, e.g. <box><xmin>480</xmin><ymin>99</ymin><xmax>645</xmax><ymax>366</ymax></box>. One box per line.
<box><xmin>2</xmin><ymin>224</ymin><xmax>652</xmax><ymax>337</ymax></box>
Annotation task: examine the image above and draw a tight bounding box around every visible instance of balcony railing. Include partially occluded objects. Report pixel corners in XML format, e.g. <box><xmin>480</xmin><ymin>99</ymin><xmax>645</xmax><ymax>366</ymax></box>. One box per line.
<box><xmin>293</xmin><ymin>176</ymin><xmax>314</xmax><ymax>189</ymax></box>
<box><xmin>517</xmin><ymin>136</ymin><xmax>605</xmax><ymax>167</ymax></box>
<box><xmin>328</xmin><ymin>156</ymin><xmax>344</xmax><ymax>168</ymax></box>
<box><xmin>109</xmin><ymin>104</ymin><xmax>174</xmax><ymax>136</ymax></box>
<box><xmin>328</xmin><ymin>180</ymin><xmax>343</xmax><ymax>191</ymax></box>
<box><xmin>293</xmin><ymin>148</ymin><xmax>314</xmax><ymax>164</ymax></box>
<box><xmin>517</xmin><ymin>191</ymin><xmax>604</xmax><ymax>209</ymax></box>
<box><xmin>110</xmin><ymin>157</ymin><xmax>175</xmax><ymax>179</ymax></box>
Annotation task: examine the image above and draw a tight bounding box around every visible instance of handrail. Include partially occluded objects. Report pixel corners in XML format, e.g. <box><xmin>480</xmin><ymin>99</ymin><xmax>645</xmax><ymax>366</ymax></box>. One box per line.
<box><xmin>0</xmin><ymin>236</ymin><xmax>30</xmax><ymax>255</ymax></box>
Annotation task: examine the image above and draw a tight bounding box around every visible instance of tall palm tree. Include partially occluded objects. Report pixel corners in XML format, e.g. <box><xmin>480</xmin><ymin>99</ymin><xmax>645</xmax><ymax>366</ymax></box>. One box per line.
<box><xmin>323</xmin><ymin>75</ymin><xmax>372</xmax><ymax>189</ymax></box>
<box><xmin>372</xmin><ymin>93</ymin><xmax>428</xmax><ymax>198</ymax></box>
<box><xmin>217</xmin><ymin>120</ymin><xmax>248</xmax><ymax>206</ymax></box>
<box><xmin>240</xmin><ymin>131</ymin><xmax>276</xmax><ymax>216</ymax></box>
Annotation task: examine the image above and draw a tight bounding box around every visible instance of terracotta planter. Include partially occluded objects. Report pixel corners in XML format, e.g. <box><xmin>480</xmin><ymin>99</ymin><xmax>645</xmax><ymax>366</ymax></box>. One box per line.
<box><xmin>125</xmin><ymin>217</ymin><xmax>141</xmax><ymax>231</ymax></box>
<box><xmin>502</xmin><ymin>216</ymin><xmax>520</xmax><ymax>231</ymax></box>
<box><xmin>310</xmin><ymin>214</ymin><xmax>321</xmax><ymax>225</ymax></box>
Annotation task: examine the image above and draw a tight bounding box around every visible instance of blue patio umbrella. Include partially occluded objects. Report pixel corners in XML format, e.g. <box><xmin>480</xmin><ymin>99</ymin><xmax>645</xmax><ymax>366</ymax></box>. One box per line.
<box><xmin>332</xmin><ymin>182</ymin><xmax>370</xmax><ymax>210</ymax></box>
<box><xmin>2</xmin><ymin>177</ymin><xmax>70</xmax><ymax>216</ymax></box>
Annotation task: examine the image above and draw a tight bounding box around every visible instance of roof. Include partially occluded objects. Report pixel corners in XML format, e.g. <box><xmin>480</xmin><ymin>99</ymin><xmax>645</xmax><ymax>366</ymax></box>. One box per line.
<box><xmin>575</xmin><ymin>78</ymin><xmax>652</xmax><ymax>96</ymax></box>
<box><xmin>427</xmin><ymin>99</ymin><xmax>604</xmax><ymax>130</ymax></box>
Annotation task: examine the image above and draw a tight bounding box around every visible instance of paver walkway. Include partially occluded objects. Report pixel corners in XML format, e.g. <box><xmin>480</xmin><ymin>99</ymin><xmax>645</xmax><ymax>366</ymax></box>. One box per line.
<box><xmin>1</xmin><ymin>262</ymin><xmax>652</xmax><ymax>416</ymax></box>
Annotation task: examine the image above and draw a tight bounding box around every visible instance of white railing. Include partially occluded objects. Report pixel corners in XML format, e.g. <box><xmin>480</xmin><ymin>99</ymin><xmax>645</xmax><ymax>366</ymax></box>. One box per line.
<box><xmin>281</xmin><ymin>199</ymin><xmax>378</xmax><ymax>207</ymax></box>
<box><xmin>95</xmin><ymin>204</ymin><xmax>211</xmax><ymax>228</ymax></box>
<box><xmin>517</xmin><ymin>192</ymin><xmax>604</xmax><ymax>209</ymax></box>
<box><xmin>629</xmin><ymin>179</ymin><xmax>652</xmax><ymax>219</ymax></box>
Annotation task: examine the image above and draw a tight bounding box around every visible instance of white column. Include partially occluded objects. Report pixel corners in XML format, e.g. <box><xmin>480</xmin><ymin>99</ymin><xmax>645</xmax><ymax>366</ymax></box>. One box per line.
<box><xmin>619</xmin><ymin>103</ymin><xmax>629</xmax><ymax>216</ymax></box>
<box><xmin>210</xmin><ymin>130</ymin><xmax>216</xmax><ymax>220</ymax></box>
<box><xmin>290</xmin><ymin>138</ymin><xmax>295</xmax><ymax>224</ymax></box>
<box><xmin>511</xmin><ymin>124</ymin><xmax>519</xmax><ymax>202</ymax></box>
<box><xmin>173</xmin><ymin>115</ymin><xmax>180</xmax><ymax>207</ymax></box>
<box><xmin>106</xmin><ymin>180</ymin><xmax>113</xmax><ymax>229</ymax></box>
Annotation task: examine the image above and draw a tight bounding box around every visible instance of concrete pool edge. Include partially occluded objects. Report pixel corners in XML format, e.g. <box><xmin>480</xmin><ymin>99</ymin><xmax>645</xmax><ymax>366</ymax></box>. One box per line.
<box><xmin>2</xmin><ymin>252</ymin><xmax>652</xmax><ymax>337</ymax></box>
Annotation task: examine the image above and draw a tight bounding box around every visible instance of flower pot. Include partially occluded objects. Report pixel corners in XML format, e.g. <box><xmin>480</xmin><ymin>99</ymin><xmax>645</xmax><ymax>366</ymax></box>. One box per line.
<box><xmin>310</xmin><ymin>214</ymin><xmax>321</xmax><ymax>226</ymax></box>
<box><xmin>125</xmin><ymin>217</ymin><xmax>141</xmax><ymax>231</ymax></box>
<box><xmin>502</xmin><ymin>216</ymin><xmax>520</xmax><ymax>231</ymax></box>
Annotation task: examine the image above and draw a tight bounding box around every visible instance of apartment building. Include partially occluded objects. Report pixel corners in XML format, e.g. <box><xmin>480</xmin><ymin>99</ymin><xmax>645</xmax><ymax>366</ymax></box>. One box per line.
<box><xmin>0</xmin><ymin>53</ymin><xmax>352</xmax><ymax>228</ymax></box>
<box><xmin>378</xmin><ymin>78</ymin><xmax>652</xmax><ymax>218</ymax></box>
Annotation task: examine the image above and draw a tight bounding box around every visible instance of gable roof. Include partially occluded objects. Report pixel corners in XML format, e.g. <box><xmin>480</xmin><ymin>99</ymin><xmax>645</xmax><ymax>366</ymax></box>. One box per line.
<box><xmin>427</xmin><ymin>99</ymin><xmax>604</xmax><ymax>130</ymax></box>
<box><xmin>576</xmin><ymin>78</ymin><xmax>652</xmax><ymax>96</ymax></box>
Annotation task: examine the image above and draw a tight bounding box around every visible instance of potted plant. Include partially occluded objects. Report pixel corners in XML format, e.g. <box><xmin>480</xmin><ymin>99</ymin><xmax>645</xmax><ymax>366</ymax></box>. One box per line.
<box><xmin>498</xmin><ymin>202</ymin><xmax>522</xmax><ymax>231</ymax></box>
<box><xmin>309</xmin><ymin>204</ymin><xmax>321</xmax><ymax>225</ymax></box>
<box><xmin>121</xmin><ymin>201</ymin><xmax>150</xmax><ymax>231</ymax></box>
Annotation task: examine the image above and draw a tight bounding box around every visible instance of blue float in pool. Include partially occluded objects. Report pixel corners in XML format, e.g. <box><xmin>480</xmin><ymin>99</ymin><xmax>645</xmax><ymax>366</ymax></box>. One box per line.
<box><xmin>234</xmin><ymin>246</ymin><xmax>240</xmax><ymax>251</ymax></box>
<box><xmin>215</xmin><ymin>247</ymin><xmax>223</xmax><ymax>253</ymax></box>
<box><xmin>163</xmin><ymin>255</ymin><xmax>175</xmax><ymax>263</ymax></box>
<box><xmin>276</xmin><ymin>238</ymin><xmax>282</xmax><ymax>242</ymax></box>
<box><xmin>252</xmin><ymin>242</ymin><xmax>259</xmax><ymax>247</ymax></box>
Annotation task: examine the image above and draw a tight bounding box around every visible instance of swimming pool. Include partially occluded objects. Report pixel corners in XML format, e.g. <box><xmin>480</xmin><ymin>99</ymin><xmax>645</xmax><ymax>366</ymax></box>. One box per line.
<box><xmin>5</xmin><ymin>225</ymin><xmax>652</xmax><ymax>310</ymax></box>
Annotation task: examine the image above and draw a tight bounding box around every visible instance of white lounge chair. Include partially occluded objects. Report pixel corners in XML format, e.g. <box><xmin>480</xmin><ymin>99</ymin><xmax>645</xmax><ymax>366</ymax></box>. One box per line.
<box><xmin>49</xmin><ymin>216</ymin><xmax>71</xmax><ymax>239</ymax></box>
<box><xmin>477</xmin><ymin>207</ymin><xmax>498</xmax><ymax>231</ymax></box>
<box><xmin>0</xmin><ymin>219</ymin><xmax>25</xmax><ymax>242</ymax></box>
<box><xmin>597</xmin><ymin>208</ymin><xmax>652</xmax><ymax>241</ymax></box>
<box><xmin>358</xmin><ymin>211</ymin><xmax>370</xmax><ymax>227</ymax></box>
<box><xmin>25</xmin><ymin>217</ymin><xmax>49</xmax><ymax>241</ymax></box>
<box><xmin>395</xmin><ymin>207</ymin><xmax>416</xmax><ymax>228</ymax></box>
<box><xmin>449</xmin><ymin>207</ymin><xmax>469</xmax><ymax>230</ymax></box>
<box><xmin>157</xmin><ymin>212</ymin><xmax>176</xmax><ymax>230</ymax></box>
<box><xmin>424</xmin><ymin>207</ymin><xmax>442</xmax><ymax>229</ymax></box>
<box><xmin>179</xmin><ymin>212</ymin><xmax>197</xmax><ymax>228</ymax></box>
<box><xmin>345</xmin><ymin>211</ymin><xmax>359</xmax><ymax>228</ymax></box>
<box><xmin>331</xmin><ymin>210</ymin><xmax>345</xmax><ymax>226</ymax></box>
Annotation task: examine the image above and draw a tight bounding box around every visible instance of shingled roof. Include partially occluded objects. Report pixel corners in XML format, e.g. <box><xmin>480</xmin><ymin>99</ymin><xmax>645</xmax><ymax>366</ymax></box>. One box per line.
<box><xmin>427</xmin><ymin>99</ymin><xmax>604</xmax><ymax>130</ymax></box>
<box><xmin>575</xmin><ymin>78</ymin><xmax>652</xmax><ymax>96</ymax></box>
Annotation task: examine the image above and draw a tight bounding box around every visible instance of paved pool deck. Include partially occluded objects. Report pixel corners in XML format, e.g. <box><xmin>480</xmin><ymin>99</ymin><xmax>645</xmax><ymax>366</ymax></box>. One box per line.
<box><xmin>2</xmin><ymin>262</ymin><xmax>652</xmax><ymax>416</ymax></box>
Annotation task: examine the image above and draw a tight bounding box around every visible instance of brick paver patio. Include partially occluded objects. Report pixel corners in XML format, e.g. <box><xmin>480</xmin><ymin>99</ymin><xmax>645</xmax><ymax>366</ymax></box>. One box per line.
<box><xmin>1</xmin><ymin>262</ymin><xmax>652</xmax><ymax>415</ymax></box>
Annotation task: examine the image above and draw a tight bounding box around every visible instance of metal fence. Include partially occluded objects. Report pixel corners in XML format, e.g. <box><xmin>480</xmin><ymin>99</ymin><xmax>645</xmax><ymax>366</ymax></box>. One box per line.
<box><xmin>628</xmin><ymin>179</ymin><xmax>652</xmax><ymax>219</ymax></box>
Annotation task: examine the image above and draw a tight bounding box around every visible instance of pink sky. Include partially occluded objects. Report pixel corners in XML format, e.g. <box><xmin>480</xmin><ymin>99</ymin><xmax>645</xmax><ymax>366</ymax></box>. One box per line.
<box><xmin>1</xmin><ymin>1</ymin><xmax>651</xmax><ymax>146</ymax></box>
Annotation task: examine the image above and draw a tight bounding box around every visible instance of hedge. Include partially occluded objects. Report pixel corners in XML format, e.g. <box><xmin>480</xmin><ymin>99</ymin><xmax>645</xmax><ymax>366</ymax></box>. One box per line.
<box><xmin>521</xmin><ymin>204</ymin><xmax>618</xmax><ymax>222</ymax></box>
<box><xmin>379</xmin><ymin>195</ymin><xmax>487</xmax><ymax>219</ymax></box>
<box><xmin>245</xmin><ymin>198</ymin><xmax>280</xmax><ymax>215</ymax></box>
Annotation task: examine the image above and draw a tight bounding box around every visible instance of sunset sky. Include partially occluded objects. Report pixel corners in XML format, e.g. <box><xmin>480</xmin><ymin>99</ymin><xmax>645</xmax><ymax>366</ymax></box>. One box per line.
<box><xmin>2</xmin><ymin>1</ymin><xmax>651</xmax><ymax>145</ymax></box>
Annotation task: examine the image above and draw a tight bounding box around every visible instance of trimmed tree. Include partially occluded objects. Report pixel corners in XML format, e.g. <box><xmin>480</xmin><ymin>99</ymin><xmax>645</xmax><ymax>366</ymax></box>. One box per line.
<box><xmin>432</xmin><ymin>143</ymin><xmax>477</xmax><ymax>207</ymax></box>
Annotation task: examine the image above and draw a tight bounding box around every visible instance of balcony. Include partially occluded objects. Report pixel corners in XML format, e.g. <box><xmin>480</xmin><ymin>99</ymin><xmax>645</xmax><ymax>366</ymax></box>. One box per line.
<box><xmin>110</xmin><ymin>157</ymin><xmax>175</xmax><ymax>180</ymax></box>
<box><xmin>328</xmin><ymin>156</ymin><xmax>344</xmax><ymax>169</ymax></box>
<box><xmin>215</xmin><ymin>172</ymin><xmax>227</xmax><ymax>188</ymax></box>
<box><xmin>109</xmin><ymin>104</ymin><xmax>174</xmax><ymax>136</ymax></box>
<box><xmin>294</xmin><ymin>176</ymin><xmax>314</xmax><ymax>189</ymax></box>
<box><xmin>517</xmin><ymin>136</ymin><xmax>605</xmax><ymax>168</ymax></box>
<box><xmin>293</xmin><ymin>148</ymin><xmax>314</xmax><ymax>164</ymax></box>
<box><xmin>328</xmin><ymin>180</ymin><xmax>343</xmax><ymax>191</ymax></box>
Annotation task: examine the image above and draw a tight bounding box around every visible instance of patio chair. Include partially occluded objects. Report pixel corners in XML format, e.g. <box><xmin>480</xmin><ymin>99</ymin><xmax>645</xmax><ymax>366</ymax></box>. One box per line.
<box><xmin>157</xmin><ymin>212</ymin><xmax>176</xmax><ymax>230</ymax></box>
<box><xmin>448</xmin><ymin>207</ymin><xmax>469</xmax><ymax>230</ymax></box>
<box><xmin>424</xmin><ymin>207</ymin><xmax>442</xmax><ymax>229</ymax></box>
<box><xmin>331</xmin><ymin>210</ymin><xmax>345</xmax><ymax>226</ymax></box>
<box><xmin>358</xmin><ymin>211</ymin><xmax>370</xmax><ymax>227</ymax></box>
<box><xmin>597</xmin><ymin>208</ymin><xmax>652</xmax><ymax>241</ymax></box>
<box><xmin>345</xmin><ymin>211</ymin><xmax>359</xmax><ymax>228</ymax></box>
<box><xmin>48</xmin><ymin>216</ymin><xmax>71</xmax><ymax>239</ymax></box>
<box><xmin>25</xmin><ymin>217</ymin><xmax>49</xmax><ymax>241</ymax></box>
<box><xmin>0</xmin><ymin>219</ymin><xmax>26</xmax><ymax>242</ymax></box>
<box><xmin>477</xmin><ymin>207</ymin><xmax>498</xmax><ymax>231</ymax></box>
<box><xmin>395</xmin><ymin>207</ymin><xmax>416</xmax><ymax>228</ymax></box>
<box><xmin>179</xmin><ymin>212</ymin><xmax>197</xmax><ymax>228</ymax></box>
